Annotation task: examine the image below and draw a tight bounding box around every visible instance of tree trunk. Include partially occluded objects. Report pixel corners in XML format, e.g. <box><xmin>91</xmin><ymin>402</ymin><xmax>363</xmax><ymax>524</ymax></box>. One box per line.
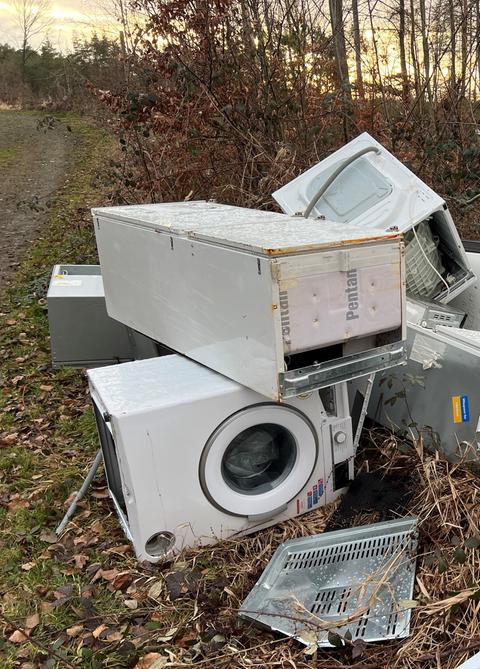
<box><xmin>329</xmin><ymin>0</ymin><xmax>353</xmax><ymax>139</ymax></box>
<box><xmin>398</xmin><ymin>0</ymin><xmax>409</xmax><ymax>101</ymax></box>
<box><xmin>352</xmin><ymin>0</ymin><xmax>364</xmax><ymax>98</ymax></box>
<box><xmin>409</xmin><ymin>0</ymin><xmax>422</xmax><ymax>103</ymax></box>
<box><xmin>419</xmin><ymin>0</ymin><xmax>432</xmax><ymax>104</ymax></box>
<box><xmin>449</xmin><ymin>0</ymin><xmax>456</xmax><ymax>91</ymax></box>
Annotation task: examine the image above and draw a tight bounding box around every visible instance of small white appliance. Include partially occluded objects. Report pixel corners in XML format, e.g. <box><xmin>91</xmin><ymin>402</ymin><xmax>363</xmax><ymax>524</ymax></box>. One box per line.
<box><xmin>92</xmin><ymin>201</ymin><xmax>406</xmax><ymax>400</ymax></box>
<box><xmin>47</xmin><ymin>264</ymin><xmax>163</xmax><ymax>368</ymax></box>
<box><xmin>88</xmin><ymin>355</ymin><xmax>354</xmax><ymax>562</ymax></box>
<box><xmin>273</xmin><ymin>132</ymin><xmax>475</xmax><ymax>303</ymax></box>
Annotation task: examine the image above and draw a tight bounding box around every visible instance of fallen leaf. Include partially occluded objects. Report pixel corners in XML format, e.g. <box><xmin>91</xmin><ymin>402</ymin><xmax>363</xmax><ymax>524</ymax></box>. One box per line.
<box><xmin>156</xmin><ymin>627</ymin><xmax>178</xmax><ymax>643</ymax></box>
<box><xmin>39</xmin><ymin>384</ymin><xmax>53</xmax><ymax>391</ymax></box>
<box><xmin>106</xmin><ymin>630</ymin><xmax>123</xmax><ymax>642</ymax></box>
<box><xmin>66</xmin><ymin>625</ymin><xmax>84</xmax><ymax>638</ymax></box>
<box><xmin>135</xmin><ymin>653</ymin><xmax>168</xmax><ymax>669</ymax></box>
<box><xmin>25</xmin><ymin>614</ymin><xmax>40</xmax><ymax>631</ymax></box>
<box><xmin>110</xmin><ymin>571</ymin><xmax>134</xmax><ymax>590</ymax></box>
<box><xmin>147</xmin><ymin>580</ymin><xmax>163</xmax><ymax>600</ymax></box>
<box><xmin>39</xmin><ymin>529</ymin><xmax>58</xmax><ymax>544</ymax></box>
<box><xmin>352</xmin><ymin>638</ymin><xmax>367</xmax><ymax>659</ymax></box>
<box><xmin>21</xmin><ymin>562</ymin><xmax>36</xmax><ymax>571</ymax></box>
<box><xmin>73</xmin><ymin>553</ymin><xmax>89</xmax><ymax>569</ymax></box>
<box><xmin>104</xmin><ymin>544</ymin><xmax>131</xmax><ymax>556</ymax></box>
<box><xmin>92</xmin><ymin>624</ymin><xmax>108</xmax><ymax>639</ymax></box>
<box><xmin>1</xmin><ymin>432</ymin><xmax>18</xmax><ymax>446</ymax></box>
<box><xmin>8</xmin><ymin>630</ymin><xmax>28</xmax><ymax>643</ymax></box>
<box><xmin>124</xmin><ymin>599</ymin><xmax>138</xmax><ymax>609</ymax></box>
<box><xmin>92</xmin><ymin>568</ymin><xmax>119</xmax><ymax>583</ymax></box>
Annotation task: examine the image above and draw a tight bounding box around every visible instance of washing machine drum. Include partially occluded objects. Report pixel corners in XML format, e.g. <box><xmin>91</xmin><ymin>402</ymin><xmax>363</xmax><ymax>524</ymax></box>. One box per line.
<box><xmin>200</xmin><ymin>404</ymin><xmax>318</xmax><ymax>517</ymax></box>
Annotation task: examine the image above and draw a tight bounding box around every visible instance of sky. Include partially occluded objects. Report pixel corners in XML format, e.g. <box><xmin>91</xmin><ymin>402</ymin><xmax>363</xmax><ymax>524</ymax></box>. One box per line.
<box><xmin>0</xmin><ymin>0</ymin><xmax>120</xmax><ymax>52</ymax></box>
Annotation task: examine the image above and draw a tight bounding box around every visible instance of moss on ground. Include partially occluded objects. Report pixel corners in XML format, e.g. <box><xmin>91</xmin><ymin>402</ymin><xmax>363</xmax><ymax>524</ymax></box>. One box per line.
<box><xmin>0</xmin><ymin>147</ymin><xmax>18</xmax><ymax>166</ymax></box>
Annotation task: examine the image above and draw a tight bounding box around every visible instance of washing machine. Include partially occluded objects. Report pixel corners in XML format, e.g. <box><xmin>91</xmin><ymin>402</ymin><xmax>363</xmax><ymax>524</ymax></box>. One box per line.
<box><xmin>87</xmin><ymin>355</ymin><xmax>354</xmax><ymax>562</ymax></box>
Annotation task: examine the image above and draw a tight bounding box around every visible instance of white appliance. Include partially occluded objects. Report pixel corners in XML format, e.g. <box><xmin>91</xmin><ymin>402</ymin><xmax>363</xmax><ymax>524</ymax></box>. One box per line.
<box><xmin>88</xmin><ymin>355</ymin><xmax>354</xmax><ymax>562</ymax></box>
<box><xmin>92</xmin><ymin>201</ymin><xmax>406</xmax><ymax>400</ymax></box>
<box><xmin>47</xmin><ymin>264</ymin><xmax>163</xmax><ymax>367</ymax></box>
<box><xmin>273</xmin><ymin>132</ymin><xmax>475</xmax><ymax>303</ymax></box>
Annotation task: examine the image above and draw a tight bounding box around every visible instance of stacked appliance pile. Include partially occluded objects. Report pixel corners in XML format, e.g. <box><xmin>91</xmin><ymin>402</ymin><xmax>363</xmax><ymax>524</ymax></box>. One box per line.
<box><xmin>84</xmin><ymin>201</ymin><xmax>408</xmax><ymax>561</ymax></box>
<box><xmin>49</xmin><ymin>131</ymin><xmax>476</xmax><ymax>562</ymax></box>
<box><xmin>50</xmin><ymin>190</ymin><xmax>410</xmax><ymax>562</ymax></box>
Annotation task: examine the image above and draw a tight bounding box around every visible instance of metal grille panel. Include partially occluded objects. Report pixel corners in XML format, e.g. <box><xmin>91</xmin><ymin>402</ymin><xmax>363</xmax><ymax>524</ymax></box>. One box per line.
<box><xmin>240</xmin><ymin>518</ymin><xmax>417</xmax><ymax>647</ymax></box>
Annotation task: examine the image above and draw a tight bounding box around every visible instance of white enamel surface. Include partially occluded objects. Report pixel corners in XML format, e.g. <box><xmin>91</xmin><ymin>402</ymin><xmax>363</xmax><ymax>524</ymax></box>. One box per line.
<box><xmin>273</xmin><ymin>132</ymin><xmax>445</xmax><ymax>231</ymax></box>
<box><xmin>88</xmin><ymin>355</ymin><xmax>354</xmax><ymax>561</ymax></box>
<box><xmin>93</xmin><ymin>200</ymin><xmax>396</xmax><ymax>255</ymax></box>
<box><xmin>94</xmin><ymin>202</ymin><xmax>405</xmax><ymax>399</ymax></box>
<box><xmin>47</xmin><ymin>264</ymin><xmax>105</xmax><ymax>299</ymax></box>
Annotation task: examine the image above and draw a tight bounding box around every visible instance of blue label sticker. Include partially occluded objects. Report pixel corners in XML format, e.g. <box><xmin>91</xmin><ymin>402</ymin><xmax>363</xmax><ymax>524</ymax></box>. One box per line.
<box><xmin>461</xmin><ymin>395</ymin><xmax>470</xmax><ymax>422</ymax></box>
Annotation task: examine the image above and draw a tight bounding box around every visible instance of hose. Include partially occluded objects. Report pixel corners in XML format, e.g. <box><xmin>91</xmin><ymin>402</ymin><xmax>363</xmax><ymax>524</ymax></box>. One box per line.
<box><xmin>303</xmin><ymin>146</ymin><xmax>381</xmax><ymax>219</ymax></box>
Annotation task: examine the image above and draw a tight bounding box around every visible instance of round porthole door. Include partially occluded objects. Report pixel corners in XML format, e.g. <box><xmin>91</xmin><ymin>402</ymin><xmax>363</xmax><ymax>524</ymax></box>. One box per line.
<box><xmin>199</xmin><ymin>404</ymin><xmax>318</xmax><ymax>517</ymax></box>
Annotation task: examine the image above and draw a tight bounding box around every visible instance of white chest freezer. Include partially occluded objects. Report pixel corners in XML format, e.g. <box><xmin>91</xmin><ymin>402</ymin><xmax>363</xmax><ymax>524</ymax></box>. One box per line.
<box><xmin>273</xmin><ymin>133</ymin><xmax>475</xmax><ymax>303</ymax></box>
<box><xmin>92</xmin><ymin>202</ymin><xmax>406</xmax><ymax>400</ymax></box>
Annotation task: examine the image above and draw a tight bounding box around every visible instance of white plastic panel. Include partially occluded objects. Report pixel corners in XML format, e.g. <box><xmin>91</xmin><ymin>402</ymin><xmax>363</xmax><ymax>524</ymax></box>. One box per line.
<box><xmin>273</xmin><ymin>132</ymin><xmax>445</xmax><ymax>231</ymax></box>
<box><xmin>278</xmin><ymin>258</ymin><xmax>402</xmax><ymax>354</ymax></box>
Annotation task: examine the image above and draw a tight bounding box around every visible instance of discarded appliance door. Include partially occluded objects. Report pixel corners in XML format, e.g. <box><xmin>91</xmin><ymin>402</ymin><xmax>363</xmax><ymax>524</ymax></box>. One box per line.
<box><xmin>93</xmin><ymin>202</ymin><xmax>406</xmax><ymax>400</ymax></box>
<box><xmin>365</xmin><ymin>323</ymin><xmax>480</xmax><ymax>462</ymax></box>
<box><xmin>273</xmin><ymin>132</ymin><xmax>475</xmax><ymax>303</ymax></box>
<box><xmin>239</xmin><ymin>517</ymin><xmax>418</xmax><ymax>647</ymax></box>
<box><xmin>47</xmin><ymin>264</ymin><xmax>164</xmax><ymax>368</ymax></box>
<box><xmin>87</xmin><ymin>355</ymin><xmax>354</xmax><ymax>562</ymax></box>
<box><xmin>450</xmin><ymin>245</ymin><xmax>480</xmax><ymax>329</ymax></box>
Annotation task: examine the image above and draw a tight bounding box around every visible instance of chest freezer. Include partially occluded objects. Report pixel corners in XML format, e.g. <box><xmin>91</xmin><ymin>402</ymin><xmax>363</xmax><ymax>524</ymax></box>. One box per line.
<box><xmin>360</xmin><ymin>323</ymin><xmax>480</xmax><ymax>463</ymax></box>
<box><xmin>273</xmin><ymin>132</ymin><xmax>475</xmax><ymax>303</ymax></box>
<box><xmin>47</xmin><ymin>264</ymin><xmax>166</xmax><ymax>368</ymax></box>
<box><xmin>92</xmin><ymin>202</ymin><xmax>407</xmax><ymax>400</ymax></box>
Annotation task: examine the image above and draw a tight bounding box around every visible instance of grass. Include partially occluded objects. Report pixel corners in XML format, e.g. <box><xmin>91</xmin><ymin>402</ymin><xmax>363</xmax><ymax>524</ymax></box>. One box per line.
<box><xmin>0</xmin><ymin>114</ymin><xmax>127</xmax><ymax>667</ymax></box>
<box><xmin>0</xmin><ymin>146</ymin><xmax>18</xmax><ymax>166</ymax></box>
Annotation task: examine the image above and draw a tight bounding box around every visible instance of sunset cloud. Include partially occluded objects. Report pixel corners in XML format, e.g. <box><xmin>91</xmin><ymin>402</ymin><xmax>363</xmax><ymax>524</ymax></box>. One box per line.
<box><xmin>0</xmin><ymin>0</ymin><xmax>121</xmax><ymax>52</ymax></box>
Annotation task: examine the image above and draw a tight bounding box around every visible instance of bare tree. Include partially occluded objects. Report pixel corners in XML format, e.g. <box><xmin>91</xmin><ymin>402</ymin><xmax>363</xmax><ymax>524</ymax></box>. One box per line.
<box><xmin>329</xmin><ymin>0</ymin><xmax>353</xmax><ymax>139</ymax></box>
<box><xmin>398</xmin><ymin>0</ymin><xmax>409</xmax><ymax>101</ymax></box>
<box><xmin>352</xmin><ymin>0</ymin><xmax>364</xmax><ymax>98</ymax></box>
<box><xmin>12</xmin><ymin>0</ymin><xmax>52</xmax><ymax>78</ymax></box>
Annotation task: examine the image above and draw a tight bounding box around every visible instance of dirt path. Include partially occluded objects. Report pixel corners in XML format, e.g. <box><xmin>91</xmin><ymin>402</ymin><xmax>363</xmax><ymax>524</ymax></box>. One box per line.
<box><xmin>0</xmin><ymin>111</ymin><xmax>73</xmax><ymax>299</ymax></box>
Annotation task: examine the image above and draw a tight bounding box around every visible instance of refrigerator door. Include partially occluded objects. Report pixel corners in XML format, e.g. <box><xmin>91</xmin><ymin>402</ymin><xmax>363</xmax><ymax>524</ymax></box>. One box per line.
<box><xmin>273</xmin><ymin>132</ymin><xmax>444</xmax><ymax>230</ymax></box>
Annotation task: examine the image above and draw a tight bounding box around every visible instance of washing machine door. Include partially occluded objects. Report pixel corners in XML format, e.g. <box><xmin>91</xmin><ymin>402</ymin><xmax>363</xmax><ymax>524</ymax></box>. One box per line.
<box><xmin>199</xmin><ymin>403</ymin><xmax>318</xmax><ymax>518</ymax></box>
